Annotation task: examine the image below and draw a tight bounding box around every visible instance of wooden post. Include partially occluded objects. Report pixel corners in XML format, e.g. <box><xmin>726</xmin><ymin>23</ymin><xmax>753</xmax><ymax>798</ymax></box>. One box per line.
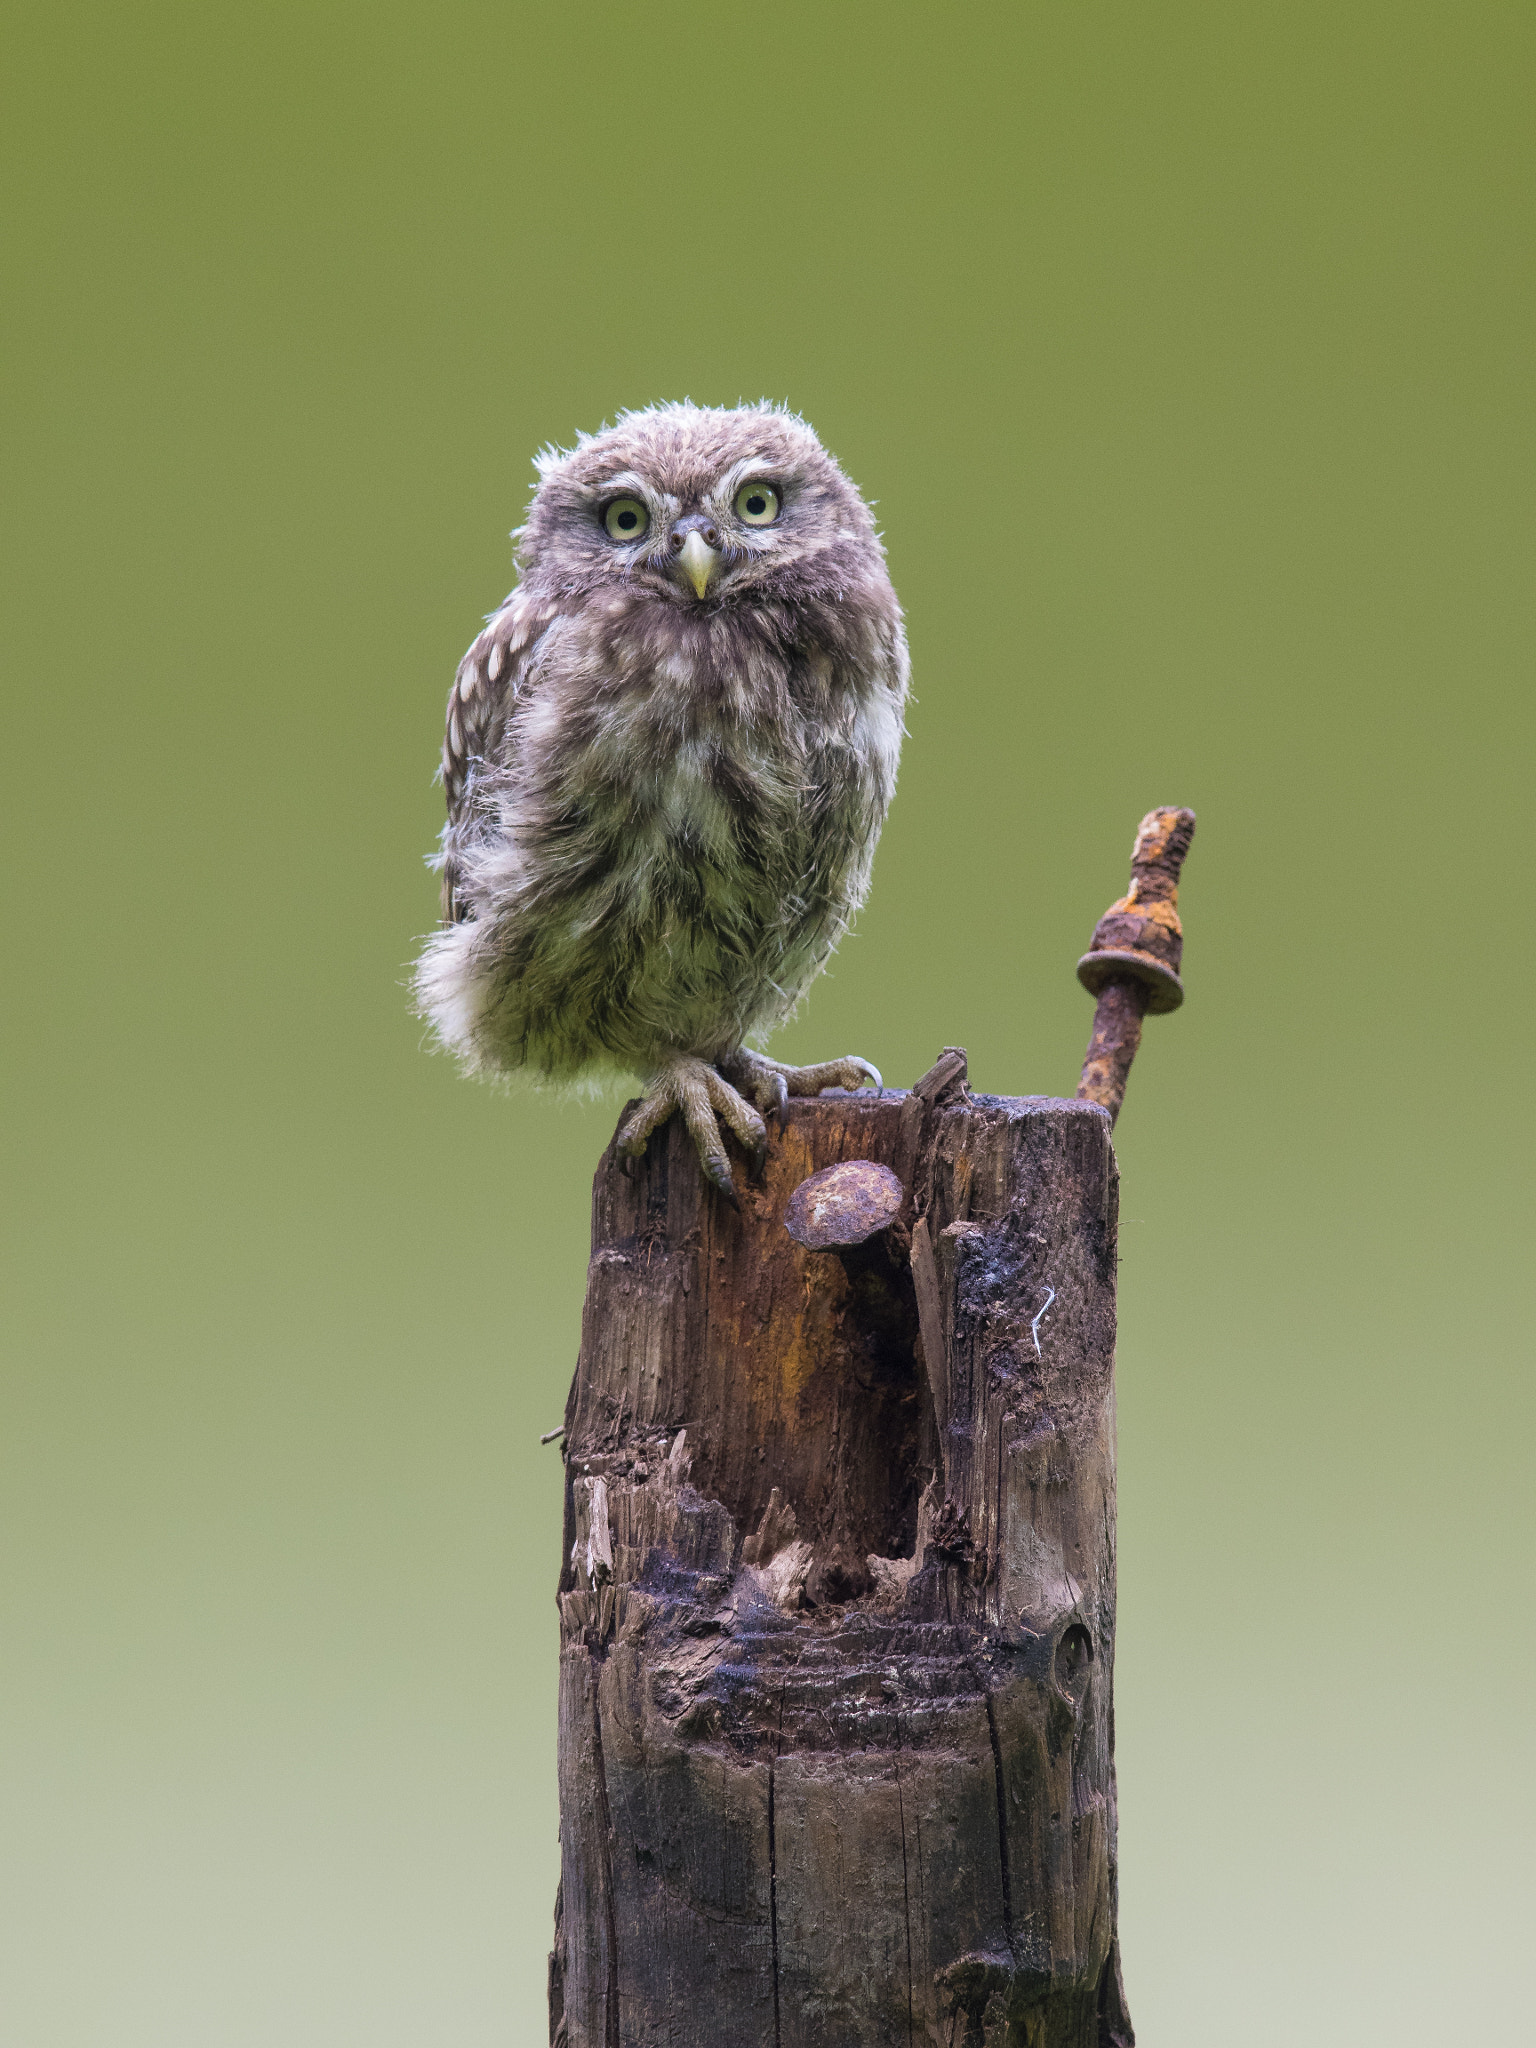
<box><xmin>549</xmin><ymin>1050</ymin><xmax>1133</xmax><ymax>2047</ymax></box>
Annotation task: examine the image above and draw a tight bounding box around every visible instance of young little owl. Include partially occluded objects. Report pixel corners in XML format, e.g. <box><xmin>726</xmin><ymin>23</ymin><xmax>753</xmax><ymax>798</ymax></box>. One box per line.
<box><xmin>414</xmin><ymin>401</ymin><xmax>909</xmax><ymax>1202</ymax></box>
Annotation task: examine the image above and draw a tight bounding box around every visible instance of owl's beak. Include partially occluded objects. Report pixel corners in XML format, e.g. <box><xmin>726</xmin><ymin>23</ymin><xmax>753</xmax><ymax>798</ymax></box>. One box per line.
<box><xmin>676</xmin><ymin>529</ymin><xmax>720</xmax><ymax>600</ymax></box>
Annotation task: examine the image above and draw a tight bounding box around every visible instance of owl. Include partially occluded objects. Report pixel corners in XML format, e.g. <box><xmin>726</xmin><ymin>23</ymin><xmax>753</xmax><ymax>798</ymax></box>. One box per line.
<box><xmin>414</xmin><ymin>401</ymin><xmax>909</xmax><ymax>1203</ymax></box>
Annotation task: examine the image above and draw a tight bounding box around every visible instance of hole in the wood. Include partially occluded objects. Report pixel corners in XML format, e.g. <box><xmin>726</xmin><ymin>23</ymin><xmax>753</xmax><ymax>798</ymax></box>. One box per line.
<box><xmin>689</xmin><ymin>1235</ymin><xmax>933</xmax><ymax>1609</ymax></box>
<box><xmin>805</xmin><ymin>1248</ymin><xmax>930</xmax><ymax>1606</ymax></box>
<box><xmin>609</xmin><ymin>1116</ymin><xmax>941</xmax><ymax>1612</ymax></box>
<box><xmin>1054</xmin><ymin>1623</ymin><xmax>1093</xmax><ymax>1702</ymax></box>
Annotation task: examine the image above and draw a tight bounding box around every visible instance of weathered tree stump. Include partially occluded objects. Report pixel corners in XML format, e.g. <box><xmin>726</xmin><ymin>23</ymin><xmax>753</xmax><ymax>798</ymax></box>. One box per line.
<box><xmin>550</xmin><ymin>1051</ymin><xmax>1133</xmax><ymax>2047</ymax></box>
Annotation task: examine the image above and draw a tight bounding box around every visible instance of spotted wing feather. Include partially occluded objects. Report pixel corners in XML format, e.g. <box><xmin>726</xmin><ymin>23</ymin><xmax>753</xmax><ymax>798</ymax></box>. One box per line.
<box><xmin>438</xmin><ymin>592</ymin><xmax>550</xmax><ymax>922</ymax></box>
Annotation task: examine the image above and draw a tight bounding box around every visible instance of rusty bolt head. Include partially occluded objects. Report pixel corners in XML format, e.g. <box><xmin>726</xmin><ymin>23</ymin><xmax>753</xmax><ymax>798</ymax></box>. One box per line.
<box><xmin>784</xmin><ymin>1160</ymin><xmax>905</xmax><ymax>1250</ymax></box>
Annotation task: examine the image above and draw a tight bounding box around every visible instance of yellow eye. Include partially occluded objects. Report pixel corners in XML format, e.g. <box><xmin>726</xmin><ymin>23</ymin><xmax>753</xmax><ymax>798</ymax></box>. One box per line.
<box><xmin>603</xmin><ymin>496</ymin><xmax>649</xmax><ymax>541</ymax></box>
<box><xmin>734</xmin><ymin>481</ymin><xmax>780</xmax><ymax>527</ymax></box>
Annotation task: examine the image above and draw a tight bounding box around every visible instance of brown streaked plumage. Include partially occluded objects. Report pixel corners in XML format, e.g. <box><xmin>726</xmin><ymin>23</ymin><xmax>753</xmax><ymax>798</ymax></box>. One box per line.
<box><xmin>413</xmin><ymin>401</ymin><xmax>909</xmax><ymax>1200</ymax></box>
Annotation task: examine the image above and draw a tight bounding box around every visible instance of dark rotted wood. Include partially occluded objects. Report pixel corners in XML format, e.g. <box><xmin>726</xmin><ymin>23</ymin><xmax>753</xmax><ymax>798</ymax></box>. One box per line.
<box><xmin>550</xmin><ymin>1059</ymin><xmax>1133</xmax><ymax>2047</ymax></box>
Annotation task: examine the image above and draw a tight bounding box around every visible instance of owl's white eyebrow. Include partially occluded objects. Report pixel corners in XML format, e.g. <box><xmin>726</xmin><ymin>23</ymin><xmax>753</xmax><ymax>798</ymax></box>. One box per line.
<box><xmin>592</xmin><ymin>471</ymin><xmax>653</xmax><ymax>499</ymax></box>
<box><xmin>721</xmin><ymin>456</ymin><xmax>777</xmax><ymax>490</ymax></box>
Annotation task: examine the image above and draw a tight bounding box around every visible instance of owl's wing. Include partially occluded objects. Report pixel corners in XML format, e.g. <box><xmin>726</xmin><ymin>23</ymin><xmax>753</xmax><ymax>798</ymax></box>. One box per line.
<box><xmin>438</xmin><ymin>588</ymin><xmax>553</xmax><ymax>922</ymax></box>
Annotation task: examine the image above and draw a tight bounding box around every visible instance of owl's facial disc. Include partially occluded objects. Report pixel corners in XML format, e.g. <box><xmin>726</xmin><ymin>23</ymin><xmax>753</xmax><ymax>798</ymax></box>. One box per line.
<box><xmin>669</xmin><ymin>516</ymin><xmax>721</xmax><ymax>600</ymax></box>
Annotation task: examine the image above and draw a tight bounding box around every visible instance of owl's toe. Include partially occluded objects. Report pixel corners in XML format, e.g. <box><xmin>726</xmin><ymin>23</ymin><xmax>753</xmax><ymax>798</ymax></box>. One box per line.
<box><xmin>703</xmin><ymin>1068</ymin><xmax>769</xmax><ymax>1183</ymax></box>
<box><xmin>718</xmin><ymin>1049</ymin><xmax>790</xmax><ymax>1127</ymax></box>
<box><xmin>615</xmin><ymin>1082</ymin><xmax>677</xmax><ymax>1166</ymax></box>
<box><xmin>723</xmin><ymin>1048</ymin><xmax>884</xmax><ymax>1106</ymax></box>
<box><xmin>695</xmin><ymin>1145</ymin><xmax>742</xmax><ymax>1209</ymax></box>
<box><xmin>836</xmin><ymin>1055</ymin><xmax>884</xmax><ymax>1093</ymax></box>
<box><xmin>789</xmin><ymin>1053</ymin><xmax>882</xmax><ymax>1095</ymax></box>
<box><xmin>615</xmin><ymin>1056</ymin><xmax>765</xmax><ymax>1206</ymax></box>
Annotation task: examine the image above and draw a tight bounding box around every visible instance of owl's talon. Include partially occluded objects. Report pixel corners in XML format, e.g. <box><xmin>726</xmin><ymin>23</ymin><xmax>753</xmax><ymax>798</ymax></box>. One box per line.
<box><xmin>699</xmin><ymin>1148</ymin><xmax>741</xmax><ymax>1208</ymax></box>
<box><xmin>768</xmin><ymin>1071</ymin><xmax>789</xmax><ymax>1128</ymax></box>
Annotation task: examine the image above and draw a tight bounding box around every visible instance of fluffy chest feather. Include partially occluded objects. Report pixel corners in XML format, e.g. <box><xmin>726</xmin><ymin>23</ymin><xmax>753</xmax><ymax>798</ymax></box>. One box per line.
<box><xmin>516</xmin><ymin>605</ymin><xmax>872</xmax><ymax>873</ymax></box>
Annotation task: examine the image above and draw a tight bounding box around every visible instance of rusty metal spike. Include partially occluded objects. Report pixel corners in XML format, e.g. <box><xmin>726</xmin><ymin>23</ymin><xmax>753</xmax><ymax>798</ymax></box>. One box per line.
<box><xmin>1076</xmin><ymin>807</ymin><xmax>1196</xmax><ymax>1124</ymax></box>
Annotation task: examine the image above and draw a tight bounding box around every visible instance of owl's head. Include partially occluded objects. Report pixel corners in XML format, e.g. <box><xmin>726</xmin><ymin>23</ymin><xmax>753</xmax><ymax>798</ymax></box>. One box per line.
<box><xmin>516</xmin><ymin>402</ymin><xmax>886</xmax><ymax>610</ymax></box>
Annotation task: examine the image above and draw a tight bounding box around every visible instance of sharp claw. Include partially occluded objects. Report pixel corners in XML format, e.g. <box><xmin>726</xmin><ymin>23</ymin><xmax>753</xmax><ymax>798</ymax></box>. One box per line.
<box><xmin>850</xmin><ymin>1057</ymin><xmax>883</xmax><ymax>1093</ymax></box>
<box><xmin>619</xmin><ymin>1149</ymin><xmax>641</xmax><ymax>1181</ymax></box>
<box><xmin>748</xmin><ymin>1135</ymin><xmax>769</xmax><ymax>1184</ymax></box>
<box><xmin>703</xmin><ymin>1156</ymin><xmax>740</xmax><ymax>1209</ymax></box>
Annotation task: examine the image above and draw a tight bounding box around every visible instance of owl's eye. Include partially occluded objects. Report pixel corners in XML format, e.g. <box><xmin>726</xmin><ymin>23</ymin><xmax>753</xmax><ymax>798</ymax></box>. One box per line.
<box><xmin>734</xmin><ymin>482</ymin><xmax>780</xmax><ymax>527</ymax></box>
<box><xmin>603</xmin><ymin>497</ymin><xmax>649</xmax><ymax>542</ymax></box>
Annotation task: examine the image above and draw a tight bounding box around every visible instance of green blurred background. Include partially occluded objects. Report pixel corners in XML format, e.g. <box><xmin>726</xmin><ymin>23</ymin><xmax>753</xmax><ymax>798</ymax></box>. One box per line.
<box><xmin>3</xmin><ymin>4</ymin><xmax>1531</xmax><ymax>2041</ymax></box>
